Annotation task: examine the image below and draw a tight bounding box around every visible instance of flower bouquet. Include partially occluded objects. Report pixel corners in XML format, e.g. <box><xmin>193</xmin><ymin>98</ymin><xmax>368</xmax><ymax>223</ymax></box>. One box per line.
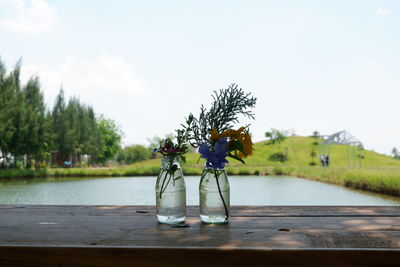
<box><xmin>154</xmin><ymin>129</ymin><xmax>188</xmax><ymax>224</ymax></box>
<box><xmin>183</xmin><ymin>84</ymin><xmax>257</xmax><ymax>223</ymax></box>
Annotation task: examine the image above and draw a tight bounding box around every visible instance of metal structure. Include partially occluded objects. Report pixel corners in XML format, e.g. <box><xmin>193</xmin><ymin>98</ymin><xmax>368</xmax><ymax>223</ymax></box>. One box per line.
<box><xmin>320</xmin><ymin>130</ymin><xmax>363</xmax><ymax>168</ymax></box>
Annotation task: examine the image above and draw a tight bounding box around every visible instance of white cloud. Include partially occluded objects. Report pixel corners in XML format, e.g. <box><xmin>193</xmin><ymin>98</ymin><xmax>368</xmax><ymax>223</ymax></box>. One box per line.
<box><xmin>375</xmin><ymin>7</ymin><xmax>392</xmax><ymax>17</ymax></box>
<box><xmin>0</xmin><ymin>0</ymin><xmax>56</xmax><ymax>33</ymax></box>
<box><xmin>21</xmin><ymin>54</ymin><xmax>150</xmax><ymax>108</ymax></box>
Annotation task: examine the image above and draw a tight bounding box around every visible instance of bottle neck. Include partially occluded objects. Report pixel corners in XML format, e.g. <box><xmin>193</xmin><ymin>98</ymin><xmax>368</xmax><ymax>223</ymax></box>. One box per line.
<box><xmin>161</xmin><ymin>155</ymin><xmax>180</xmax><ymax>169</ymax></box>
<box><xmin>204</xmin><ymin>161</ymin><xmax>225</xmax><ymax>171</ymax></box>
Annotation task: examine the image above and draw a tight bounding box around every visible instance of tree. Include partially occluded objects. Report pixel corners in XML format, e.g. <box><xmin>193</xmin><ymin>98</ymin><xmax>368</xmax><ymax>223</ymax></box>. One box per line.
<box><xmin>310</xmin><ymin>141</ymin><xmax>319</xmax><ymax>166</ymax></box>
<box><xmin>117</xmin><ymin>145</ymin><xmax>151</xmax><ymax>164</ymax></box>
<box><xmin>392</xmin><ymin>147</ymin><xmax>399</xmax><ymax>159</ymax></box>
<box><xmin>265</xmin><ymin>128</ymin><xmax>289</xmax><ymax>151</ymax></box>
<box><xmin>265</xmin><ymin>131</ymin><xmax>273</xmax><ymax>140</ymax></box>
<box><xmin>64</xmin><ymin>97</ymin><xmax>83</xmax><ymax>166</ymax></box>
<box><xmin>0</xmin><ymin>60</ymin><xmax>17</xmax><ymax>167</ymax></box>
<box><xmin>83</xmin><ymin>106</ymin><xmax>101</xmax><ymax>163</ymax></box>
<box><xmin>51</xmin><ymin>89</ymin><xmax>69</xmax><ymax>163</ymax></box>
<box><xmin>23</xmin><ymin>77</ymin><xmax>46</xmax><ymax>168</ymax></box>
<box><xmin>49</xmin><ymin>93</ymin><xmax>108</xmax><ymax>167</ymax></box>
<box><xmin>0</xmin><ymin>58</ymin><xmax>125</xmax><ymax>168</ymax></box>
<box><xmin>96</xmin><ymin>116</ymin><xmax>122</xmax><ymax>165</ymax></box>
<box><xmin>265</xmin><ymin>128</ymin><xmax>290</xmax><ymax>162</ymax></box>
<box><xmin>312</xmin><ymin>131</ymin><xmax>320</xmax><ymax>138</ymax></box>
<box><xmin>8</xmin><ymin>62</ymin><xmax>29</xmax><ymax>166</ymax></box>
<box><xmin>310</xmin><ymin>149</ymin><xmax>317</xmax><ymax>165</ymax></box>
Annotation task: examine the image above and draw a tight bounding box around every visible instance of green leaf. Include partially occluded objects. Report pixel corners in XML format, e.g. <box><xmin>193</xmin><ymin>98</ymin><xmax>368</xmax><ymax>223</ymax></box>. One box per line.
<box><xmin>228</xmin><ymin>140</ymin><xmax>244</xmax><ymax>152</ymax></box>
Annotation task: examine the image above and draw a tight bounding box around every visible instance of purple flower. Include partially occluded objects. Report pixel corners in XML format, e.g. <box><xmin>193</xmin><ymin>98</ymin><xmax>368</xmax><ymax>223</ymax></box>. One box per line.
<box><xmin>199</xmin><ymin>138</ymin><xmax>228</xmax><ymax>169</ymax></box>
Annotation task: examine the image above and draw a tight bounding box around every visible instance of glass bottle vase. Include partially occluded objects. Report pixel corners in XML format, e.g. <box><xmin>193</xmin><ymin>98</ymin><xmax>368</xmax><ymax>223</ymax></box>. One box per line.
<box><xmin>199</xmin><ymin>167</ymin><xmax>230</xmax><ymax>224</ymax></box>
<box><xmin>155</xmin><ymin>155</ymin><xmax>186</xmax><ymax>224</ymax></box>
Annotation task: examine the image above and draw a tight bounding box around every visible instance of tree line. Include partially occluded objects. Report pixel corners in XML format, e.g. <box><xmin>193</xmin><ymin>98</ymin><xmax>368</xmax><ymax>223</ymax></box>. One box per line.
<box><xmin>0</xmin><ymin>59</ymin><xmax>122</xmax><ymax>169</ymax></box>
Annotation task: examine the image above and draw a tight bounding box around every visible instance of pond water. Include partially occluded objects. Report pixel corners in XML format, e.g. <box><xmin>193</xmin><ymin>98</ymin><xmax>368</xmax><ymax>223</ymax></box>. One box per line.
<box><xmin>0</xmin><ymin>176</ymin><xmax>399</xmax><ymax>205</ymax></box>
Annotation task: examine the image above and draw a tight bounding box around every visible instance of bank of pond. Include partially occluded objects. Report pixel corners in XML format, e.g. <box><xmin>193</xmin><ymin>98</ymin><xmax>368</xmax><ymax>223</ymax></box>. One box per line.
<box><xmin>1</xmin><ymin>165</ymin><xmax>400</xmax><ymax>198</ymax></box>
<box><xmin>1</xmin><ymin>175</ymin><xmax>400</xmax><ymax>206</ymax></box>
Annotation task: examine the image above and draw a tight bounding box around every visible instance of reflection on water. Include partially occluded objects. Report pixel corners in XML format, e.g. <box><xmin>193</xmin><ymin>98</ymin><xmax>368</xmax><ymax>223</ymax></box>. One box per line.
<box><xmin>0</xmin><ymin>176</ymin><xmax>399</xmax><ymax>205</ymax></box>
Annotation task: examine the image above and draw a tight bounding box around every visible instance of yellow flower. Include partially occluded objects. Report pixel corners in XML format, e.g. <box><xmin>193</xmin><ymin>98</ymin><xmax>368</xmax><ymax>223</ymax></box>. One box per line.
<box><xmin>221</xmin><ymin>127</ymin><xmax>245</xmax><ymax>139</ymax></box>
<box><xmin>210</xmin><ymin>128</ymin><xmax>221</xmax><ymax>141</ymax></box>
<box><xmin>210</xmin><ymin>127</ymin><xmax>254</xmax><ymax>159</ymax></box>
<box><xmin>238</xmin><ymin>132</ymin><xmax>254</xmax><ymax>158</ymax></box>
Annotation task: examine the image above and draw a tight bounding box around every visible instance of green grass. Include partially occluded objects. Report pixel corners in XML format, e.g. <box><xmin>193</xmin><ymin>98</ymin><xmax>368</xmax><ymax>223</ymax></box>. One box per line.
<box><xmin>269</xmin><ymin>165</ymin><xmax>400</xmax><ymax>197</ymax></box>
<box><xmin>2</xmin><ymin>136</ymin><xmax>400</xmax><ymax>197</ymax></box>
<box><xmin>169</xmin><ymin>136</ymin><xmax>400</xmax><ymax>169</ymax></box>
<box><xmin>0</xmin><ymin>168</ymin><xmax>50</xmax><ymax>179</ymax></box>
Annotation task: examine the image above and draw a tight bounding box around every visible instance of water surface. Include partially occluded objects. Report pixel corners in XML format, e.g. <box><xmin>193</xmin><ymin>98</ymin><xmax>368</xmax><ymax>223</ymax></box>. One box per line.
<box><xmin>0</xmin><ymin>176</ymin><xmax>399</xmax><ymax>205</ymax></box>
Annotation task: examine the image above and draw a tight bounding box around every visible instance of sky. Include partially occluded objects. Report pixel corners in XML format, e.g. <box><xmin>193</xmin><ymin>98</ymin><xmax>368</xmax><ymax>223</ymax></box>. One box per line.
<box><xmin>0</xmin><ymin>0</ymin><xmax>399</xmax><ymax>154</ymax></box>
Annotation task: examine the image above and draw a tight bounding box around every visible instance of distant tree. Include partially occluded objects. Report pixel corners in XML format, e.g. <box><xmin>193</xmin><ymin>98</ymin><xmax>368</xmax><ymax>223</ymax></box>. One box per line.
<box><xmin>51</xmin><ymin>89</ymin><xmax>69</xmax><ymax>163</ymax></box>
<box><xmin>50</xmin><ymin>96</ymin><xmax>104</xmax><ymax>166</ymax></box>
<box><xmin>392</xmin><ymin>147</ymin><xmax>399</xmax><ymax>159</ymax></box>
<box><xmin>8</xmin><ymin>62</ymin><xmax>29</xmax><ymax>166</ymax></box>
<box><xmin>0</xmin><ymin>58</ymin><xmax>124</xmax><ymax>168</ymax></box>
<box><xmin>265</xmin><ymin>128</ymin><xmax>289</xmax><ymax>152</ymax></box>
<box><xmin>23</xmin><ymin>77</ymin><xmax>46</xmax><ymax>168</ymax></box>
<box><xmin>0</xmin><ymin>60</ymin><xmax>17</xmax><ymax>167</ymax></box>
<box><xmin>117</xmin><ymin>145</ymin><xmax>151</xmax><ymax>165</ymax></box>
<box><xmin>265</xmin><ymin>128</ymin><xmax>290</xmax><ymax>162</ymax></box>
<box><xmin>268</xmin><ymin>152</ymin><xmax>288</xmax><ymax>162</ymax></box>
<box><xmin>96</xmin><ymin>116</ymin><xmax>122</xmax><ymax>165</ymax></box>
<box><xmin>312</xmin><ymin>131</ymin><xmax>320</xmax><ymax>138</ymax></box>
<box><xmin>64</xmin><ymin>97</ymin><xmax>97</xmax><ymax>166</ymax></box>
<box><xmin>309</xmin><ymin>152</ymin><xmax>317</xmax><ymax>165</ymax></box>
<box><xmin>0</xmin><ymin>58</ymin><xmax>4</xmax><ymax>79</ymax></box>
<box><xmin>265</xmin><ymin>131</ymin><xmax>273</xmax><ymax>140</ymax></box>
<box><xmin>310</xmin><ymin>141</ymin><xmax>319</xmax><ymax>166</ymax></box>
<box><xmin>88</xmin><ymin>107</ymin><xmax>102</xmax><ymax>161</ymax></box>
<box><xmin>65</xmin><ymin>97</ymin><xmax>81</xmax><ymax>158</ymax></box>
<box><xmin>0</xmin><ymin>58</ymin><xmax>4</xmax><ymax>164</ymax></box>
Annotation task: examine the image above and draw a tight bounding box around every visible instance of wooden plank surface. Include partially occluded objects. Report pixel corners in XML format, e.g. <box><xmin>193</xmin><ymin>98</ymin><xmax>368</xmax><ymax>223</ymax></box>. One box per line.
<box><xmin>2</xmin><ymin>247</ymin><xmax>400</xmax><ymax>267</ymax></box>
<box><xmin>1</xmin><ymin>205</ymin><xmax>400</xmax><ymax>216</ymax></box>
<box><xmin>1</xmin><ymin>205</ymin><xmax>400</xmax><ymax>266</ymax></box>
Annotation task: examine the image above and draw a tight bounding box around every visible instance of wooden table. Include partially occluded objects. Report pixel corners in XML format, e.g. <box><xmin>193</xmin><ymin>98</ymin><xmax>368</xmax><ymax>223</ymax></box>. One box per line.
<box><xmin>1</xmin><ymin>205</ymin><xmax>400</xmax><ymax>266</ymax></box>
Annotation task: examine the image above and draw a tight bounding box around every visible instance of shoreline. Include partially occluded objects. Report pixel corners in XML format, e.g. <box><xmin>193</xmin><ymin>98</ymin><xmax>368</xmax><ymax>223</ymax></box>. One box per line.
<box><xmin>1</xmin><ymin>165</ymin><xmax>400</xmax><ymax>198</ymax></box>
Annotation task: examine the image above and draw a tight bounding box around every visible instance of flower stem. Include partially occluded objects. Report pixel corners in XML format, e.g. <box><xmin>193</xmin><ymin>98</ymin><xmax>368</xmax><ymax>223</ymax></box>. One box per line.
<box><xmin>213</xmin><ymin>168</ymin><xmax>229</xmax><ymax>220</ymax></box>
<box><xmin>158</xmin><ymin>157</ymin><xmax>176</xmax><ymax>199</ymax></box>
<box><xmin>158</xmin><ymin>170</ymin><xmax>169</xmax><ymax>199</ymax></box>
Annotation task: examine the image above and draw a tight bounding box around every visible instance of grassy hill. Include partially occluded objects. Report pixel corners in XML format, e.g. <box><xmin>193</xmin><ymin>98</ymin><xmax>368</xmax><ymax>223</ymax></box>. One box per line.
<box><xmin>160</xmin><ymin>135</ymin><xmax>400</xmax><ymax>169</ymax></box>
<box><xmin>119</xmin><ymin>136</ymin><xmax>400</xmax><ymax>174</ymax></box>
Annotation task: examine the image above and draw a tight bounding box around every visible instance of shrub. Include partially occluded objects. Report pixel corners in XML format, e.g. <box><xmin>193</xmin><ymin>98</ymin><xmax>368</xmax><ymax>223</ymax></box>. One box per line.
<box><xmin>117</xmin><ymin>145</ymin><xmax>152</xmax><ymax>164</ymax></box>
<box><xmin>238</xmin><ymin>169</ymin><xmax>251</xmax><ymax>175</ymax></box>
<box><xmin>269</xmin><ymin>152</ymin><xmax>288</xmax><ymax>162</ymax></box>
<box><xmin>272</xmin><ymin>166</ymin><xmax>284</xmax><ymax>175</ymax></box>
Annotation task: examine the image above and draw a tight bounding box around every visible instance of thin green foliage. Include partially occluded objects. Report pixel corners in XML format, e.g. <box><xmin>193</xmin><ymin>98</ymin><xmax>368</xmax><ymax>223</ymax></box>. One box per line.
<box><xmin>183</xmin><ymin>84</ymin><xmax>257</xmax><ymax>148</ymax></box>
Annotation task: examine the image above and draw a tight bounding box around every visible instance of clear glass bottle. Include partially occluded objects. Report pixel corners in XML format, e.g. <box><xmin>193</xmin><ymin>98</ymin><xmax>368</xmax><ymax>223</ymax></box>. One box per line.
<box><xmin>155</xmin><ymin>155</ymin><xmax>186</xmax><ymax>224</ymax></box>
<box><xmin>199</xmin><ymin>167</ymin><xmax>230</xmax><ymax>224</ymax></box>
